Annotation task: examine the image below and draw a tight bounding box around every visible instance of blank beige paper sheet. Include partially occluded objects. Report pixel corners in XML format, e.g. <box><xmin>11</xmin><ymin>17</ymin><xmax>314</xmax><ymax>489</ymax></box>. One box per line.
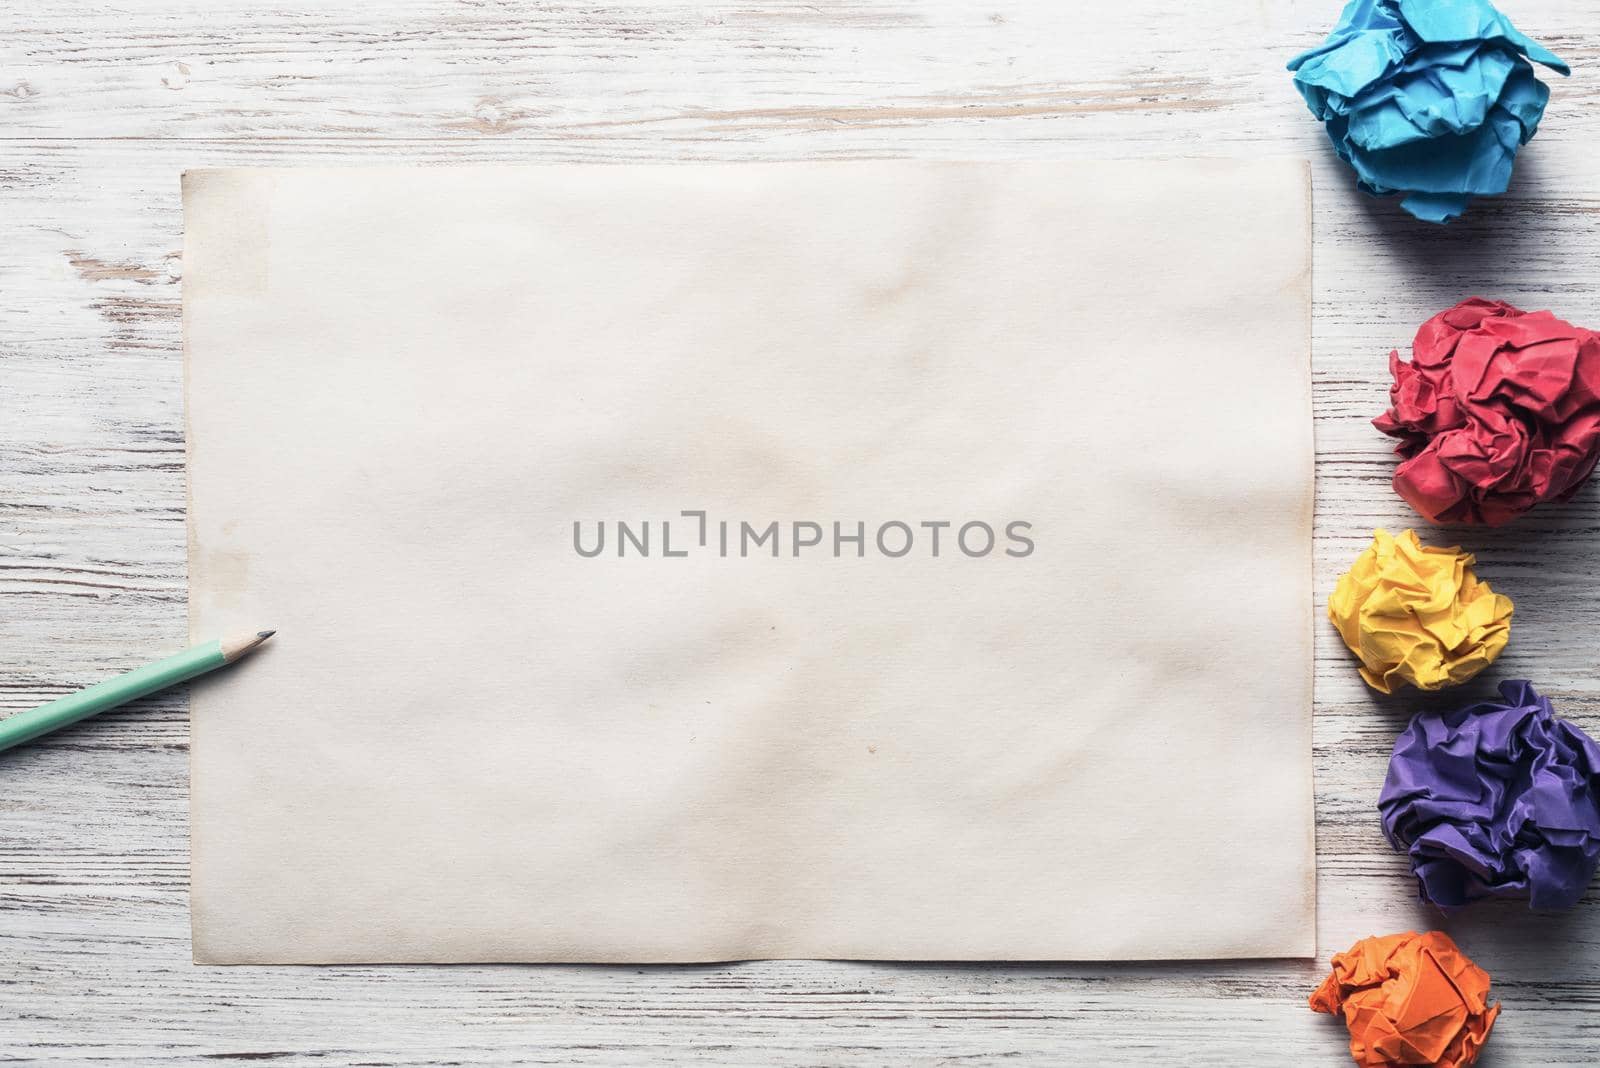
<box><xmin>185</xmin><ymin>161</ymin><xmax>1314</xmax><ymax>964</ymax></box>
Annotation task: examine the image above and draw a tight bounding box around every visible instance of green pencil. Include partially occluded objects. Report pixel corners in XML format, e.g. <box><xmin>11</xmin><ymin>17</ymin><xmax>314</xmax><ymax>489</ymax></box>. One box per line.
<box><xmin>0</xmin><ymin>631</ymin><xmax>275</xmax><ymax>753</ymax></box>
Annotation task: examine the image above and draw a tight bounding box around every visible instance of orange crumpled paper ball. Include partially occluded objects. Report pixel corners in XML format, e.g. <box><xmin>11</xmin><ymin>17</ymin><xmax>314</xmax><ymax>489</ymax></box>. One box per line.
<box><xmin>1310</xmin><ymin>931</ymin><xmax>1499</xmax><ymax>1068</ymax></box>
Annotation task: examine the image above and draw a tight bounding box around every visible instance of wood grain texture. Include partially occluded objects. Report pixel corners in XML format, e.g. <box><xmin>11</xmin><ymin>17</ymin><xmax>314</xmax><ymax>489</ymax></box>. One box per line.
<box><xmin>4</xmin><ymin>0</ymin><xmax>1600</xmax><ymax>1062</ymax></box>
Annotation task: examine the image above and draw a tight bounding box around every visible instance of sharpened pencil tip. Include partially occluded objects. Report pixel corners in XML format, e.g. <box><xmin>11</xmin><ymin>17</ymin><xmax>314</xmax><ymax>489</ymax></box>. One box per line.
<box><xmin>221</xmin><ymin>630</ymin><xmax>276</xmax><ymax>663</ymax></box>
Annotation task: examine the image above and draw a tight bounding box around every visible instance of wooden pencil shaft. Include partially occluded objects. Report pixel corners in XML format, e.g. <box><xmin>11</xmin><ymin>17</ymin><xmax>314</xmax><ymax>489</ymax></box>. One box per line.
<box><xmin>0</xmin><ymin>636</ymin><xmax>264</xmax><ymax>753</ymax></box>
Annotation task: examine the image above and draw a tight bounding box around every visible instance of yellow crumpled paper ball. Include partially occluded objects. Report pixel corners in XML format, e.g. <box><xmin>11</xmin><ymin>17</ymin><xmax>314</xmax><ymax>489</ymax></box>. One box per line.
<box><xmin>1329</xmin><ymin>529</ymin><xmax>1512</xmax><ymax>694</ymax></box>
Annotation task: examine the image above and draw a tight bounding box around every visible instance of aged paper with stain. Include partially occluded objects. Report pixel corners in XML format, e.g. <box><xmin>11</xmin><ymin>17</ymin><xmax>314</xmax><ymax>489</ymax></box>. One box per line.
<box><xmin>185</xmin><ymin>162</ymin><xmax>1315</xmax><ymax>963</ymax></box>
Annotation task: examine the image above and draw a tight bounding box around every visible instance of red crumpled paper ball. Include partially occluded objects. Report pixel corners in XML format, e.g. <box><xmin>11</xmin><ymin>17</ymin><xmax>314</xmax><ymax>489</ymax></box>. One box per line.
<box><xmin>1374</xmin><ymin>298</ymin><xmax>1600</xmax><ymax>525</ymax></box>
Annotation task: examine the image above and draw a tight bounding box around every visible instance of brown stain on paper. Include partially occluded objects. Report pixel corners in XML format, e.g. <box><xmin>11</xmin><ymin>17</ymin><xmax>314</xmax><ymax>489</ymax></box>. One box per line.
<box><xmin>198</xmin><ymin>550</ymin><xmax>252</xmax><ymax>611</ymax></box>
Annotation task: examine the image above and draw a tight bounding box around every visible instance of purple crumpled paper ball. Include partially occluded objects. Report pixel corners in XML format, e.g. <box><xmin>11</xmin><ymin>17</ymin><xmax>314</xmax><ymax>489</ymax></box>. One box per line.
<box><xmin>1380</xmin><ymin>679</ymin><xmax>1600</xmax><ymax>910</ymax></box>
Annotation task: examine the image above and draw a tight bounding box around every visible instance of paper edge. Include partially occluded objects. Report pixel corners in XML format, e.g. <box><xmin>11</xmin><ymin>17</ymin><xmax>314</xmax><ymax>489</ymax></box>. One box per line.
<box><xmin>182</xmin><ymin>159</ymin><xmax>1322</xmax><ymax>965</ymax></box>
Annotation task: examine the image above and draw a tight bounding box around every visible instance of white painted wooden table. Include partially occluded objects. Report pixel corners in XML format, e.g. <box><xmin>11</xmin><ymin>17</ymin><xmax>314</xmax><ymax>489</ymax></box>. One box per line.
<box><xmin>5</xmin><ymin>1</ymin><xmax>1600</xmax><ymax>1062</ymax></box>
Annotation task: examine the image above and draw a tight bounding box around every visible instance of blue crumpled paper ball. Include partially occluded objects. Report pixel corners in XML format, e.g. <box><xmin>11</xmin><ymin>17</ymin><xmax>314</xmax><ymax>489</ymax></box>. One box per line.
<box><xmin>1288</xmin><ymin>0</ymin><xmax>1568</xmax><ymax>223</ymax></box>
<box><xmin>1379</xmin><ymin>680</ymin><xmax>1600</xmax><ymax>911</ymax></box>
